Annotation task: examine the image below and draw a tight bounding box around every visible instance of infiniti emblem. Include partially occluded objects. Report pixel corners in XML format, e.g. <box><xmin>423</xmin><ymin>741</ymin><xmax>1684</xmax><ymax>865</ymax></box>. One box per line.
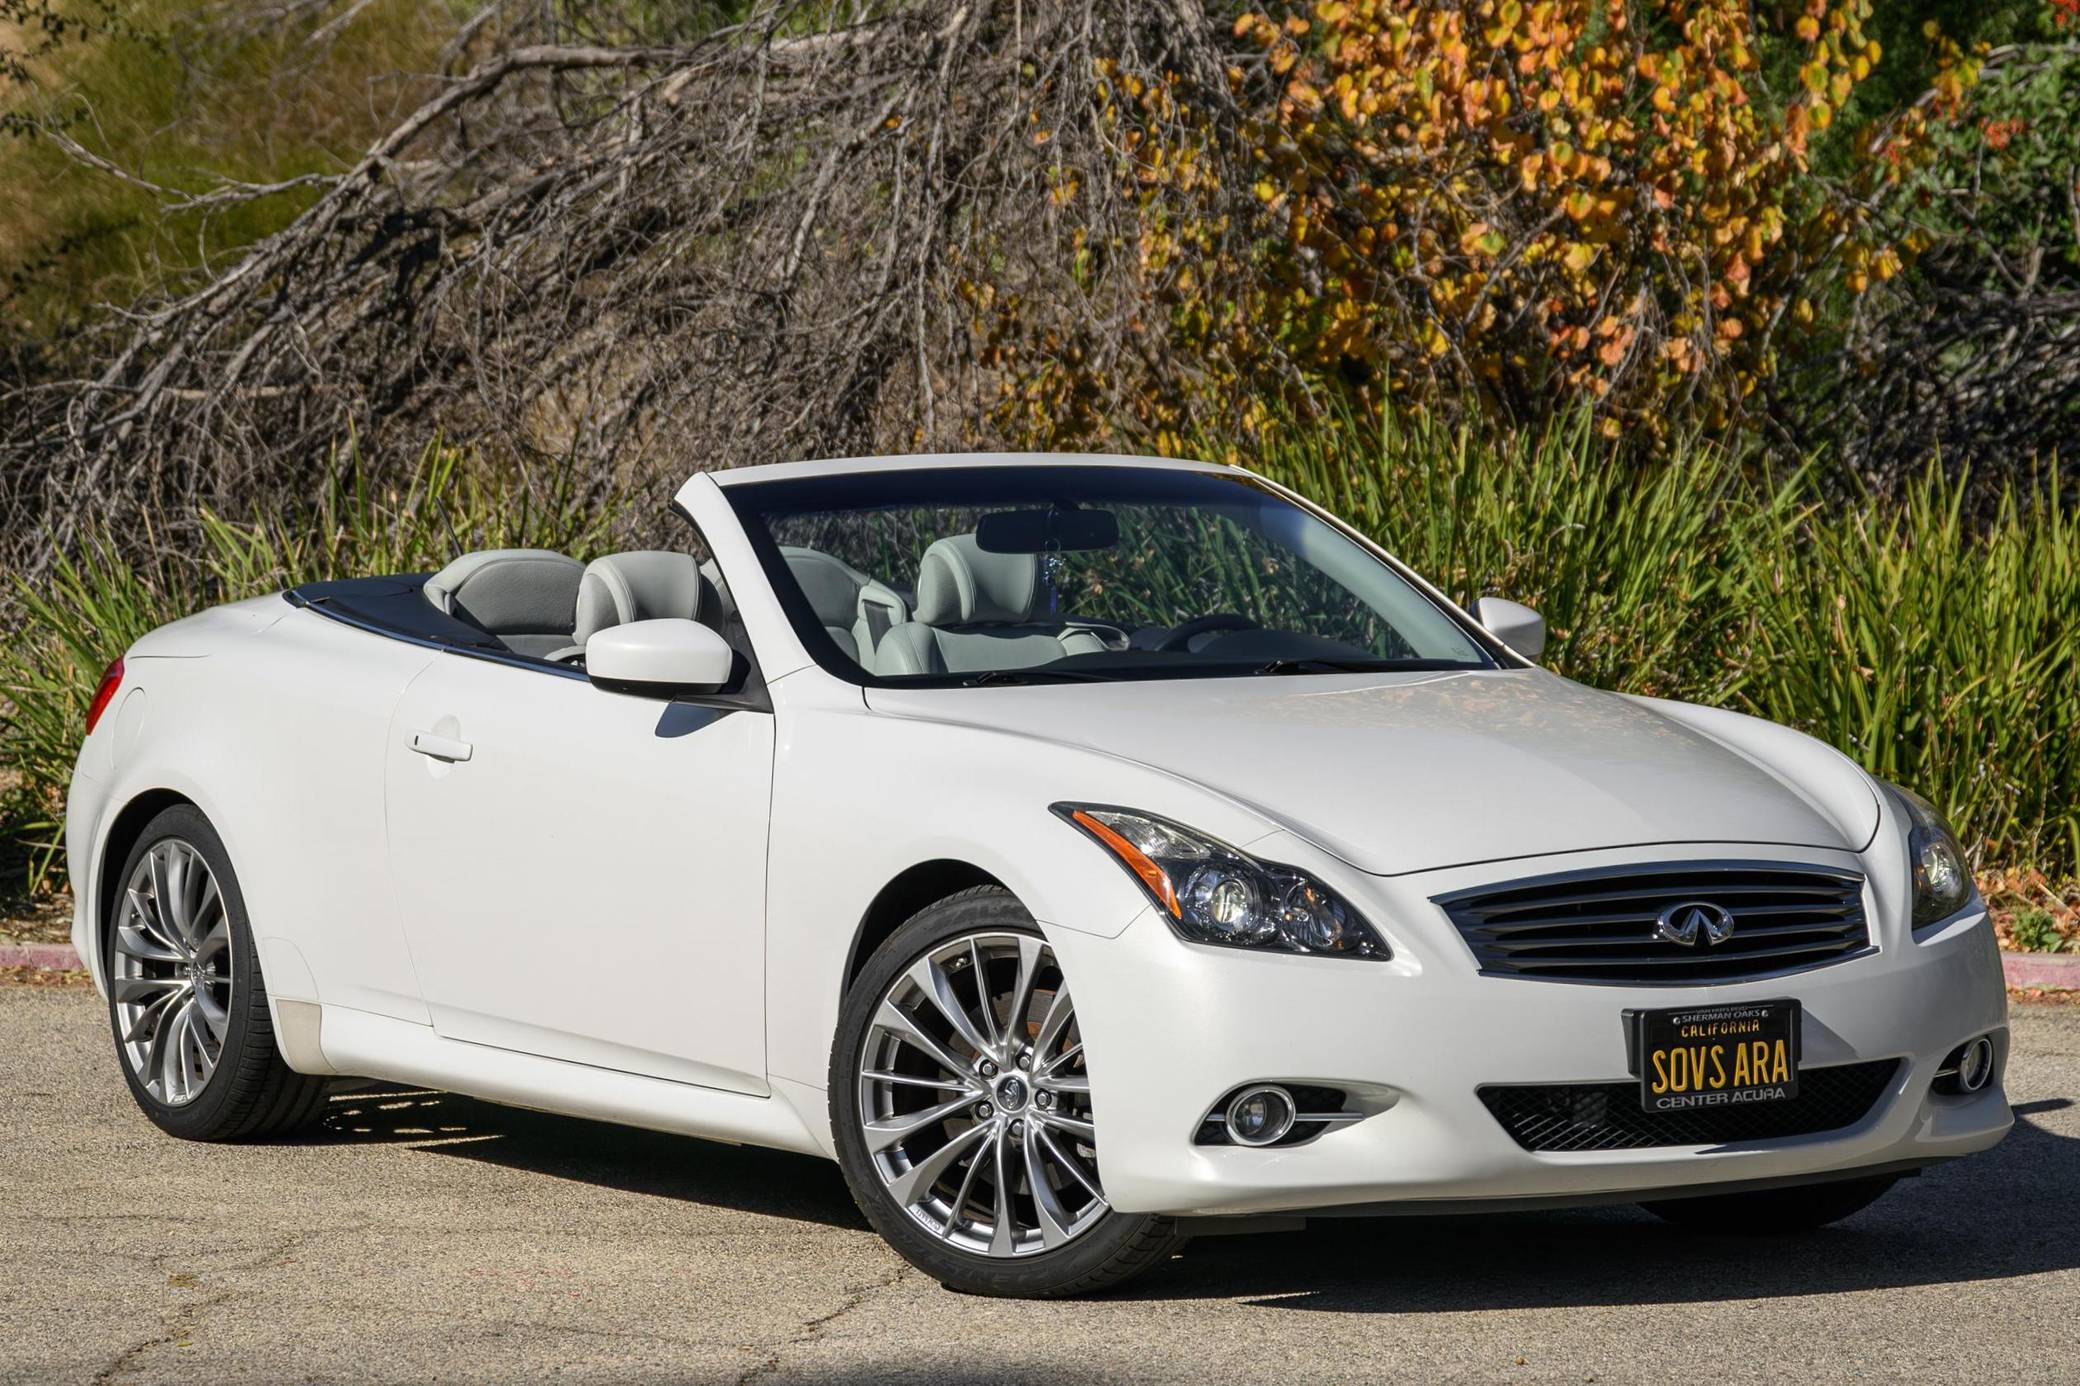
<box><xmin>1654</xmin><ymin>901</ymin><xmax>1737</xmax><ymax>948</ymax></box>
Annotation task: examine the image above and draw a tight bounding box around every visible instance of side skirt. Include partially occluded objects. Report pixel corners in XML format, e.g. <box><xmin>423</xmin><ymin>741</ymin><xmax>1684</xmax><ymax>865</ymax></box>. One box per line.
<box><xmin>314</xmin><ymin>1004</ymin><xmax>829</xmax><ymax>1158</ymax></box>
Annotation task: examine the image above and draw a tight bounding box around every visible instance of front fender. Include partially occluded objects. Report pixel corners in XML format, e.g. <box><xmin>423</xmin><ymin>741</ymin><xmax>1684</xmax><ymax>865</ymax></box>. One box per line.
<box><xmin>761</xmin><ymin>679</ymin><xmax>1283</xmax><ymax>1095</ymax></box>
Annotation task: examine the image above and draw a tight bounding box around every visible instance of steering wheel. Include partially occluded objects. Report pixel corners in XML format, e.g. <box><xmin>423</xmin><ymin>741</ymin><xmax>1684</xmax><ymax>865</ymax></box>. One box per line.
<box><xmin>1152</xmin><ymin>613</ymin><xmax>1259</xmax><ymax>653</ymax></box>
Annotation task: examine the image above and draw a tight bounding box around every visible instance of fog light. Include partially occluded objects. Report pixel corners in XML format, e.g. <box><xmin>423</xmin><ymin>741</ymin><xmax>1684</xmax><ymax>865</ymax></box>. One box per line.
<box><xmin>1225</xmin><ymin>1085</ymin><xmax>1296</xmax><ymax>1147</ymax></box>
<box><xmin>1936</xmin><ymin>1034</ymin><xmax>1997</xmax><ymax>1095</ymax></box>
<box><xmin>1956</xmin><ymin>1036</ymin><xmax>1995</xmax><ymax>1093</ymax></box>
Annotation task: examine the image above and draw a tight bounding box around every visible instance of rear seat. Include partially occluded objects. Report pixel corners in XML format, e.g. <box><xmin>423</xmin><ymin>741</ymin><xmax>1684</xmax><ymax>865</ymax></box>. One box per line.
<box><xmin>422</xmin><ymin>549</ymin><xmax>584</xmax><ymax>659</ymax></box>
<box><xmin>548</xmin><ymin>550</ymin><xmax>709</xmax><ymax>662</ymax></box>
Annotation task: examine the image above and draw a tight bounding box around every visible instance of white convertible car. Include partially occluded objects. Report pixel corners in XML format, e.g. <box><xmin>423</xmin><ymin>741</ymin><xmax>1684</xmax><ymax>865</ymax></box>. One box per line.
<box><xmin>68</xmin><ymin>453</ymin><xmax>2010</xmax><ymax>1297</ymax></box>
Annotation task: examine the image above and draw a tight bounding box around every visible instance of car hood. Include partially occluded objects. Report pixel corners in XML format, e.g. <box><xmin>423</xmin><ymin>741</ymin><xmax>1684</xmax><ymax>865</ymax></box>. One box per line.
<box><xmin>866</xmin><ymin>669</ymin><xmax>1875</xmax><ymax>876</ymax></box>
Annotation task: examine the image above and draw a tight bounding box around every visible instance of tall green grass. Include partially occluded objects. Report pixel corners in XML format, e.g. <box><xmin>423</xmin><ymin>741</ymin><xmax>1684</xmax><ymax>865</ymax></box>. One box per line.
<box><xmin>1734</xmin><ymin>473</ymin><xmax>2080</xmax><ymax>877</ymax></box>
<box><xmin>0</xmin><ymin>441</ymin><xmax>619</xmax><ymax>887</ymax></box>
<box><xmin>4</xmin><ymin>422</ymin><xmax>2075</xmax><ymax>899</ymax></box>
<box><xmin>1245</xmin><ymin>415</ymin><xmax>2080</xmax><ymax>883</ymax></box>
<box><xmin>1251</xmin><ymin>412</ymin><xmax>1805</xmax><ymax>702</ymax></box>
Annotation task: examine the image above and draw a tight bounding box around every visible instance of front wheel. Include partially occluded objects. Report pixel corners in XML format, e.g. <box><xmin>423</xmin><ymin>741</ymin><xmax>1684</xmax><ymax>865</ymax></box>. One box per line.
<box><xmin>1640</xmin><ymin>1173</ymin><xmax>1900</xmax><ymax>1233</ymax></box>
<box><xmin>830</xmin><ymin>887</ymin><xmax>1187</xmax><ymax>1297</ymax></box>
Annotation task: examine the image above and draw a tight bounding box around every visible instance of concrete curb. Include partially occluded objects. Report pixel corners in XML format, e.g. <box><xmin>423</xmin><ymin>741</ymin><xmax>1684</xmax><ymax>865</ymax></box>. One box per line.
<box><xmin>0</xmin><ymin>942</ymin><xmax>85</xmax><ymax>971</ymax></box>
<box><xmin>2003</xmin><ymin>948</ymin><xmax>2080</xmax><ymax>991</ymax></box>
<box><xmin>4</xmin><ymin>941</ymin><xmax>2076</xmax><ymax>989</ymax></box>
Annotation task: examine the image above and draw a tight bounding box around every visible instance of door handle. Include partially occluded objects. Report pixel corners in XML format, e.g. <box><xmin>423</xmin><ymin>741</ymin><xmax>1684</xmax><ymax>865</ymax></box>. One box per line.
<box><xmin>408</xmin><ymin>731</ymin><xmax>474</xmax><ymax>763</ymax></box>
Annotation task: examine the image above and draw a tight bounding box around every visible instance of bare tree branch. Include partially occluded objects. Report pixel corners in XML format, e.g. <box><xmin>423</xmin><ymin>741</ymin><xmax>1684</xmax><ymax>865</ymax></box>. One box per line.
<box><xmin>1</xmin><ymin>0</ymin><xmax>1251</xmax><ymax>576</ymax></box>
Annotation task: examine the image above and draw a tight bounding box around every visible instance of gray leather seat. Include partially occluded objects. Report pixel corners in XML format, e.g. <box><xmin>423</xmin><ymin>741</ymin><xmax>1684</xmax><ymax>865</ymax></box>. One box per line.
<box><xmin>873</xmin><ymin>535</ymin><xmax>1104</xmax><ymax>676</ymax></box>
<box><xmin>575</xmin><ymin>551</ymin><xmax>704</xmax><ymax>640</ymax></box>
<box><xmin>782</xmin><ymin>546</ymin><xmax>910</xmax><ymax>665</ymax></box>
<box><xmin>782</xmin><ymin>547</ymin><xmax>873</xmax><ymax>662</ymax></box>
<box><xmin>423</xmin><ymin>549</ymin><xmax>584</xmax><ymax>658</ymax></box>
<box><xmin>541</xmin><ymin>551</ymin><xmax>707</xmax><ymax>662</ymax></box>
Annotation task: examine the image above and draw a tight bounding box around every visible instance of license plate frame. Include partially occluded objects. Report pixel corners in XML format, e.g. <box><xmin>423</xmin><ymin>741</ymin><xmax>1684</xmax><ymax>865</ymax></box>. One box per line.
<box><xmin>1627</xmin><ymin>999</ymin><xmax>1802</xmax><ymax>1114</ymax></box>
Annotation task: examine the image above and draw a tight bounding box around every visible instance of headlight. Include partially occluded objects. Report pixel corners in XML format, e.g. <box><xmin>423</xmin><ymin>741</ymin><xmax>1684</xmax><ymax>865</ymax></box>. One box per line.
<box><xmin>1053</xmin><ymin>804</ymin><xmax>1390</xmax><ymax>958</ymax></box>
<box><xmin>1882</xmin><ymin>782</ymin><xmax>1973</xmax><ymax>928</ymax></box>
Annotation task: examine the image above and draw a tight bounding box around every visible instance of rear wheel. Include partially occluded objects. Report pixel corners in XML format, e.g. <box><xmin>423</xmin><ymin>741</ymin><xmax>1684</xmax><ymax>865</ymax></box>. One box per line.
<box><xmin>830</xmin><ymin>887</ymin><xmax>1187</xmax><ymax>1297</ymax></box>
<box><xmin>1640</xmin><ymin>1173</ymin><xmax>1900</xmax><ymax>1233</ymax></box>
<box><xmin>105</xmin><ymin>804</ymin><xmax>329</xmax><ymax>1141</ymax></box>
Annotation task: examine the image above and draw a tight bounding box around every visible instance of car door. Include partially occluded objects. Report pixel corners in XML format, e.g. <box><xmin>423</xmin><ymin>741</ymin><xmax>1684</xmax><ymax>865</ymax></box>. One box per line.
<box><xmin>382</xmin><ymin>651</ymin><xmax>774</xmax><ymax>1094</ymax></box>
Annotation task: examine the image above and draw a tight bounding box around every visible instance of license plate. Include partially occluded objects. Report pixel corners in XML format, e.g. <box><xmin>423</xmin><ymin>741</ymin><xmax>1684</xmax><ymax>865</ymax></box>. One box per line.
<box><xmin>1630</xmin><ymin>1000</ymin><xmax>1801</xmax><ymax>1114</ymax></box>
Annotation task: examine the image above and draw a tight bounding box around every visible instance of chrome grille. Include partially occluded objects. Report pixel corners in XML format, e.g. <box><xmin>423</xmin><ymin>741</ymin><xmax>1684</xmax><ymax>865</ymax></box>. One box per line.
<box><xmin>1435</xmin><ymin>862</ymin><xmax>1870</xmax><ymax>984</ymax></box>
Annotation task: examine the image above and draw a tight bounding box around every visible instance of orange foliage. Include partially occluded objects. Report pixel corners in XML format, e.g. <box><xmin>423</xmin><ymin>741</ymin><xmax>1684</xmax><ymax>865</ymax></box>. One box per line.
<box><xmin>976</xmin><ymin>0</ymin><xmax>1943</xmax><ymax>449</ymax></box>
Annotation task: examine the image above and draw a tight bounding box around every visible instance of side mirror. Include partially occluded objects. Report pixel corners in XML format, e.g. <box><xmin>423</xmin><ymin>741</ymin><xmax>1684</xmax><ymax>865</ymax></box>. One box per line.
<box><xmin>586</xmin><ymin>619</ymin><xmax>735</xmax><ymax>697</ymax></box>
<box><xmin>1476</xmin><ymin>597</ymin><xmax>1546</xmax><ymax>660</ymax></box>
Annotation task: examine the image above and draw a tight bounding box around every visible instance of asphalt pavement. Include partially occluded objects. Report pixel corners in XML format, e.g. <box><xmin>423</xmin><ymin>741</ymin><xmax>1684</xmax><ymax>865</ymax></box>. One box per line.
<box><xmin>3</xmin><ymin>982</ymin><xmax>2076</xmax><ymax>1384</ymax></box>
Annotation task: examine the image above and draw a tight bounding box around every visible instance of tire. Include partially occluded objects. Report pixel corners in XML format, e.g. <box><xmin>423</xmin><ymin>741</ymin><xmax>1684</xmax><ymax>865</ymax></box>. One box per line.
<box><xmin>104</xmin><ymin>804</ymin><xmax>329</xmax><ymax>1141</ymax></box>
<box><xmin>1640</xmin><ymin>1173</ymin><xmax>1900</xmax><ymax>1233</ymax></box>
<box><xmin>830</xmin><ymin>886</ymin><xmax>1188</xmax><ymax>1297</ymax></box>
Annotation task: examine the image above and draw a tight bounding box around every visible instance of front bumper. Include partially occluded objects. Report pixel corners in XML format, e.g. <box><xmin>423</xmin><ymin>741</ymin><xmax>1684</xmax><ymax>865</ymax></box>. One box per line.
<box><xmin>1051</xmin><ymin>844</ymin><xmax>2012</xmax><ymax>1218</ymax></box>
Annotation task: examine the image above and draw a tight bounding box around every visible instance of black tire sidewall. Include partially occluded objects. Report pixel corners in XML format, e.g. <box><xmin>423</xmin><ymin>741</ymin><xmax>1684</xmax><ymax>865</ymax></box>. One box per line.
<box><xmin>829</xmin><ymin>887</ymin><xmax>1180</xmax><ymax>1297</ymax></box>
<box><xmin>105</xmin><ymin>804</ymin><xmax>276</xmax><ymax>1139</ymax></box>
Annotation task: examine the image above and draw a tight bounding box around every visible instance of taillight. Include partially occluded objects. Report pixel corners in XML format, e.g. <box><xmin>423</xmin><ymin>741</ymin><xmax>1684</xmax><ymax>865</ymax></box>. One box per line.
<box><xmin>85</xmin><ymin>657</ymin><xmax>124</xmax><ymax>736</ymax></box>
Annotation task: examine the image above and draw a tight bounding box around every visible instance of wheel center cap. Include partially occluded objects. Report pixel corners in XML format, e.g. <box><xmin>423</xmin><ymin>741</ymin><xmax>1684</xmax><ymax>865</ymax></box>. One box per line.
<box><xmin>993</xmin><ymin>1075</ymin><xmax>1029</xmax><ymax>1112</ymax></box>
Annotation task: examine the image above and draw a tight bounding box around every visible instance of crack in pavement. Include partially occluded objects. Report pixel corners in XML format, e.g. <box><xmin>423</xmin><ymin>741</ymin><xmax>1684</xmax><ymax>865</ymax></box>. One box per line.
<box><xmin>86</xmin><ymin>1226</ymin><xmax>333</xmax><ymax>1383</ymax></box>
<box><xmin>378</xmin><ymin>1300</ymin><xmax>739</xmax><ymax>1354</ymax></box>
<box><xmin>733</xmin><ymin>1264</ymin><xmax>910</xmax><ymax>1385</ymax></box>
<box><xmin>90</xmin><ymin>1288</ymin><xmax>236</xmax><ymax>1384</ymax></box>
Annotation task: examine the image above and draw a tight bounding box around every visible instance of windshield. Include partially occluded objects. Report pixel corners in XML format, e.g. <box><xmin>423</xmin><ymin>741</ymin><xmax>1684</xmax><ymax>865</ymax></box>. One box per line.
<box><xmin>725</xmin><ymin>465</ymin><xmax>1496</xmax><ymax>686</ymax></box>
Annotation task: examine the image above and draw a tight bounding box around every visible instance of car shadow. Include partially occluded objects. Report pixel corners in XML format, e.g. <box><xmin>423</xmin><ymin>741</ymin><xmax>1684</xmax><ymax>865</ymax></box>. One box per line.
<box><xmin>304</xmin><ymin>1083</ymin><xmax>867</xmax><ymax>1231</ymax></box>
<box><xmin>301</xmin><ymin>1086</ymin><xmax>2077</xmax><ymax>1306</ymax></box>
<box><xmin>1140</xmin><ymin>1097</ymin><xmax>2080</xmax><ymax>1311</ymax></box>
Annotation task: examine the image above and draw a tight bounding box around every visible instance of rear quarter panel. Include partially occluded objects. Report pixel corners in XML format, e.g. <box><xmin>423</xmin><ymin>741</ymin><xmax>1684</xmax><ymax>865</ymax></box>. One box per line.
<box><xmin>79</xmin><ymin>601</ymin><xmax>438</xmax><ymax>1022</ymax></box>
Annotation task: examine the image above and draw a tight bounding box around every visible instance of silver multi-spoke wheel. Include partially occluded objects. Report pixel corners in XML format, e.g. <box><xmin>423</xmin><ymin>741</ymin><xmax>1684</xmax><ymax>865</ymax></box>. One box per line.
<box><xmin>111</xmin><ymin>838</ymin><xmax>232</xmax><ymax>1107</ymax></box>
<box><xmin>857</xmin><ymin>930</ymin><xmax>1106</xmax><ymax>1258</ymax></box>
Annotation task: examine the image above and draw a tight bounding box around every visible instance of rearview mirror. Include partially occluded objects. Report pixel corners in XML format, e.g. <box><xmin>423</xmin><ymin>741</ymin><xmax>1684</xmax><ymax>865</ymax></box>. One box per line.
<box><xmin>586</xmin><ymin>619</ymin><xmax>736</xmax><ymax>697</ymax></box>
<box><xmin>975</xmin><ymin>506</ymin><xmax>1120</xmax><ymax>554</ymax></box>
<box><xmin>1476</xmin><ymin>597</ymin><xmax>1545</xmax><ymax>660</ymax></box>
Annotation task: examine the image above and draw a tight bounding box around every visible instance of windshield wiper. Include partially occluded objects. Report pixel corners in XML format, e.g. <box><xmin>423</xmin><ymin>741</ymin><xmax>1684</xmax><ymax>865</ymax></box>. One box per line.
<box><xmin>961</xmin><ymin>668</ymin><xmax>1108</xmax><ymax>686</ymax></box>
<box><xmin>1251</xmin><ymin>658</ymin><xmax>1404</xmax><ymax>676</ymax></box>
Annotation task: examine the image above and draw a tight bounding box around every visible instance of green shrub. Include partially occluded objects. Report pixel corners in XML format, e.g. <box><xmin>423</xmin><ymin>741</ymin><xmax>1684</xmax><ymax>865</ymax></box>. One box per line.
<box><xmin>2007</xmin><ymin>908</ymin><xmax>2075</xmax><ymax>954</ymax></box>
<box><xmin>1239</xmin><ymin>412</ymin><xmax>1799</xmax><ymax>703</ymax></box>
<box><xmin>1735</xmin><ymin>468</ymin><xmax>2080</xmax><ymax>880</ymax></box>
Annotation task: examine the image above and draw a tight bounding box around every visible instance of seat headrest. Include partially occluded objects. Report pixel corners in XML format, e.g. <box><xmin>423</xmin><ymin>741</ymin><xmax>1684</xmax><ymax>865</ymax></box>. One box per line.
<box><xmin>915</xmin><ymin>534</ymin><xmax>1039</xmax><ymax>625</ymax></box>
<box><xmin>574</xmin><ymin>551</ymin><xmax>704</xmax><ymax>643</ymax></box>
<box><xmin>423</xmin><ymin>549</ymin><xmax>583</xmax><ymax>635</ymax></box>
<box><xmin>781</xmin><ymin>546</ymin><xmax>870</xmax><ymax>627</ymax></box>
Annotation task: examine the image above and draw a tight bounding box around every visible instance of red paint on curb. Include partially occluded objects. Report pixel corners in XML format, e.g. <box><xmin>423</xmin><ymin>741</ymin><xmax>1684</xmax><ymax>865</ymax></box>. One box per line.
<box><xmin>0</xmin><ymin>942</ymin><xmax>84</xmax><ymax>971</ymax></box>
<box><xmin>2002</xmin><ymin>948</ymin><xmax>2080</xmax><ymax>992</ymax></box>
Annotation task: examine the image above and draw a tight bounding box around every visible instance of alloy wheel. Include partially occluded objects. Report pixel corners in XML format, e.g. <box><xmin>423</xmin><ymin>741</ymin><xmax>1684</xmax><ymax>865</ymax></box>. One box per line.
<box><xmin>110</xmin><ymin>838</ymin><xmax>232</xmax><ymax>1106</ymax></box>
<box><xmin>856</xmin><ymin>930</ymin><xmax>1105</xmax><ymax>1258</ymax></box>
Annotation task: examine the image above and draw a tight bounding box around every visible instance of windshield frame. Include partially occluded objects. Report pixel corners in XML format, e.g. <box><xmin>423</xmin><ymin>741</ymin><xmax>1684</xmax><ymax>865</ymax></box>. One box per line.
<box><xmin>721</xmin><ymin>463</ymin><xmax>1513</xmax><ymax>689</ymax></box>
